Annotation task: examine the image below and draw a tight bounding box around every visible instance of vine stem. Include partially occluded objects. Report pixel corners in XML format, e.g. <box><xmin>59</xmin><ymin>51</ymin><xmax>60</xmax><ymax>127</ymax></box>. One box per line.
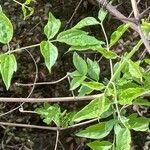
<box><xmin>0</xmin><ymin>94</ymin><xmax>104</xmax><ymax>103</ymax></box>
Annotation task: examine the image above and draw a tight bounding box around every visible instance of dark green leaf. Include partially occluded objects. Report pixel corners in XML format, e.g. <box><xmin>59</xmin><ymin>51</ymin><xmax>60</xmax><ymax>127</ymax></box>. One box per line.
<box><xmin>76</xmin><ymin>120</ymin><xmax>114</xmax><ymax>139</ymax></box>
<box><xmin>0</xmin><ymin>10</ymin><xmax>13</xmax><ymax>44</ymax></box>
<box><xmin>40</xmin><ymin>41</ymin><xmax>58</xmax><ymax>72</ymax></box>
<box><xmin>44</xmin><ymin>12</ymin><xmax>61</xmax><ymax>39</ymax></box>
<box><xmin>87</xmin><ymin>141</ymin><xmax>112</xmax><ymax>150</ymax></box>
<box><xmin>87</xmin><ymin>58</ymin><xmax>100</xmax><ymax>81</ymax></box>
<box><xmin>72</xmin><ymin>97</ymin><xmax>111</xmax><ymax>122</ymax></box>
<box><xmin>73</xmin><ymin>52</ymin><xmax>87</xmax><ymax>75</ymax></box>
<box><xmin>73</xmin><ymin>17</ymin><xmax>100</xmax><ymax>29</ymax></box>
<box><xmin>0</xmin><ymin>54</ymin><xmax>17</xmax><ymax>90</ymax></box>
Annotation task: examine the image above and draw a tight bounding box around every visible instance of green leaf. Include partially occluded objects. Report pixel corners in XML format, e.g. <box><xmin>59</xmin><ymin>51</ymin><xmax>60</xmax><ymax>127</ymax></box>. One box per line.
<box><xmin>115</xmin><ymin>125</ymin><xmax>131</xmax><ymax>150</ymax></box>
<box><xmin>69</xmin><ymin>44</ymin><xmax>104</xmax><ymax>52</ymax></box>
<box><xmin>127</xmin><ymin>114</ymin><xmax>150</xmax><ymax>131</ymax></box>
<box><xmin>110</xmin><ymin>24</ymin><xmax>130</xmax><ymax>47</ymax></box>
<box><xmin>0</xmin><ymin>54</ymin><xmax>17</xmax><ymax>90</ymax></box>
<box><xmin>98</xmin><ymin>8</ymin><xmax>108</xmax><ymax>23</ymax></box>
<box><xmin>78</xmin><ymin>85</ymin><xmax>93</xmax><ymax>96</ymax></box>
<box><xmin>128</xmin><ymin>60</ymin><xmax>143</xmax><ymax>79</ymax></box>
<box><xmin>70</xmin><ymin>75</ymin><xmax>86</xmax><ymax>90</ymax></box>
<box><xmin>22</xmin><ymin>5</ymin><xmax>34</xmax><ymax>20</ymax></box>
<box><xmin>118</xmin><ymin>87</ymin><xmax>148</xmax><ymax>105</ymax></box>
<box><xmin>57</xmin><ymin>29</ymin><xmax>102</xmax><ymax>47</ymax></box>
<box><xmin>144</xmin><ymin>58</ymin><xmax>150</xmax><ymax>65</ymax></box>
<box><xmin>82</xmin><ymin>81</ymin><xmax>105</xmax><ymax>91</ymax></box>
<box><xmin>87</xmin><ymin>58</ymin><xmax>100</xmax><ymax>81</ymax></box>
<box><xmin>76</xmin><ymin>120</ymin><xmax>114</xmax><ymax>139</ymax></box>
<box><xmin>141</xmin><ymin>19</ymin><xmax>150</xmax><ymax>39</ymax></box>
<box><xmin>73</xmin><ymin>17</ymin><xmax>100</xmax><ymax>29</ymax></box>
<box><xmin>0</xmin><ymin>10</ymin><xmax>13</xmax><ymax>44</ymax></box>
<box><xmin>40</xmin><ymin>41</ymin><xmax>58</xmax><ymax>72</ymax></box>
<box><xmin>35</xmin><ymin>103</ymin><xmax>61</xmax><ymax>126</ymax></box>
<box><xmin>87</xmin><ymin>141</ymin><xmax>112</xmax><ymax>150</ymax></box>
<box><xmin>44</xmin><ymin>12</ymin><xmax>61</xmax><ymax>40</ymax></box>
<box><xmin>133</xmin><ymin>98</ymin><xmax>150</xmax><ymax>106</ymax></box>
<box><xmin>72</xmin><ymin>97</ymin><xmax>111</xmax><ymax>122</ymax></box>
<box><xmin>73</xmin><ymin>52</ymin><xmax>87</xmax><ymax>75</ymax></box>
<box><xmin>96</xmin><ymin>47</ymin><xmax>118</xmax><ymax>59</ymax></box>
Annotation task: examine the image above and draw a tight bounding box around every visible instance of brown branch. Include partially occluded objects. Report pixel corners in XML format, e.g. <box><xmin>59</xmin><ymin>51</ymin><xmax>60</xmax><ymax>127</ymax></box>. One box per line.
<box><xmin>0</xmin><ymin>94</ymin><xmax>104</xmax><ymax>103</ymax></box>
<box><xmin>95</xmin><ymin>0</ymin><xmax>139</xmax><ymax>32</ymax></box>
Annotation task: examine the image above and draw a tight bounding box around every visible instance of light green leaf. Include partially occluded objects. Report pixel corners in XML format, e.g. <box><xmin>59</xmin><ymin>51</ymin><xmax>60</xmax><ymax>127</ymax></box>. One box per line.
<box><xmin>118</xmin><ymin>87</ymin><xmax>148</xmax><ymax>105</ymax></box>
<box><xmin>78</xmin><ymin>85</ymin><xmax>93</xmax><ymax>96</ymax></box>
<box><xmin>70</xmin><ymin>75</ymin><xmax>86</xmax><ymax>90</ymax></box>
<box><xmin>22</xmin><ymin>5</ymin><xmax>34</xmax><ymax>20</ymax></box>
<box><xmin>115</xmin><ymin>125</ymin><xmax>131</xmax><ymax>150</ymax></box>
<box><xmin>57</xmin><ymin>29</ymin><xmax>102</xmax><ymax>47</ymax></box>
<box><xmin>72</xmin><ymin>97</ymin><xmax>111</xmax><ymax>122</ymax></box>
<box><xmin>35</xmin><ymin>103</ymin><xmax>61</xmax><ymax>126</ymax></box>
<box><xmin>69</xmin><ymin>44</ymin><xmax>104</xmax><ymax>52</ymax></box>
<box><xmin>73</xmin><ymin>52</ymin><xmax>87</xmax><ymax>75</ymax></box>
<box><xmin>127</xmin><ymin>114</ymin><xmax>150</xmax><ymax>131</ymax></box>
<box><xmin>73</xmin><ymin>17</ymin><xmax>100</xmax><ymax>29</ymax></box>
<box><xmin>141</xmin><ymin>19</ymin><xmax>150</xmax><ymax>40</ymax></box>
<box><xmin>96</xmin><ymin>47</ymin><xmax>118</xmax><ymax>59</ymax></box>
<box><xmin>128</xmin><ymin>60</ymin><xmax>143</xmax><ymax>79</ymax></box>
<box><xmin>133</xmin><ymin>98</ymin><xmax>150</xmax><ymax>106</ymax></box>
<box><xmin>98</xmin><ymin>8</ymin><xmax>108</xmax><ymax>23</ymax></box>
<box><xmin>76</xmin><ymin>120</ymin><xmax>114</xmax><ymax>139</ymax></box>
<box><xmin>82</xmin><ymin>81</ymin><xmax>105</xmax><ymax>91</ymax></box>
<box><xmin>40</xmin><ymin>41</ymin><xmax>58</xmax><ymax>72</ymax></box>
<box><xmin>87</xmin><ymin>58</ymin><xmax>100</xmax><ymax>81</ymax></box>
<box><xmin>0</xmin><ymin>54</ymin><xmax>17</xmax><ymax>90</ymax></box>
<box><xmin>44</xmin><ymin>12</ymin><xmax>61</xmax><ymax>40</ymax></box>
<box><xmin>110</xmin><ymin>24</ymin><xmax>130</xmax><ymax>47</ymax></box>
<box><xmin>144</xmin><ymin>59</ymin><xmax>150</xmax><ymax>65</ymax></box>
<box><xmin>87</xmin><ymin>141</ymin><xmax>112</xmax><ymax>150</ymax></box>
<box><xmin>0</xmin><ymin>10</ymin><xmax>13</xmax><ymax>44</ymax></box>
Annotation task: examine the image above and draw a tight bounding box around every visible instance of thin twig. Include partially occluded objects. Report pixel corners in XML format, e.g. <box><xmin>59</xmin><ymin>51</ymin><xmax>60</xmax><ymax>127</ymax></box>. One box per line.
<box><xmin>0</xmin><ymin>118</ymin><xmax>98</xmax><ymax>131</ymax></box>
<box><xmin>15</xmin><ymin>74</ymin><xmax>68</xmax><ymax>86</ymax></box>
<box><xmin>0</xmin><ymin>50</ymin><xmax>38</xmax><ymax>117</ymax></box>
<box><xmin>64</xmin><ymin>0</ymin><xmax>83</xmax><ymax>30</ymax></box>
<box><xmin>54</xmin><ymin>129</ymin><xmax>59</xmax><ymax>150</ymax></box>
<box><xmin>0</xmin><ymin>94</ymin><xmax>104</xmax><ymax>103</ymax></box>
